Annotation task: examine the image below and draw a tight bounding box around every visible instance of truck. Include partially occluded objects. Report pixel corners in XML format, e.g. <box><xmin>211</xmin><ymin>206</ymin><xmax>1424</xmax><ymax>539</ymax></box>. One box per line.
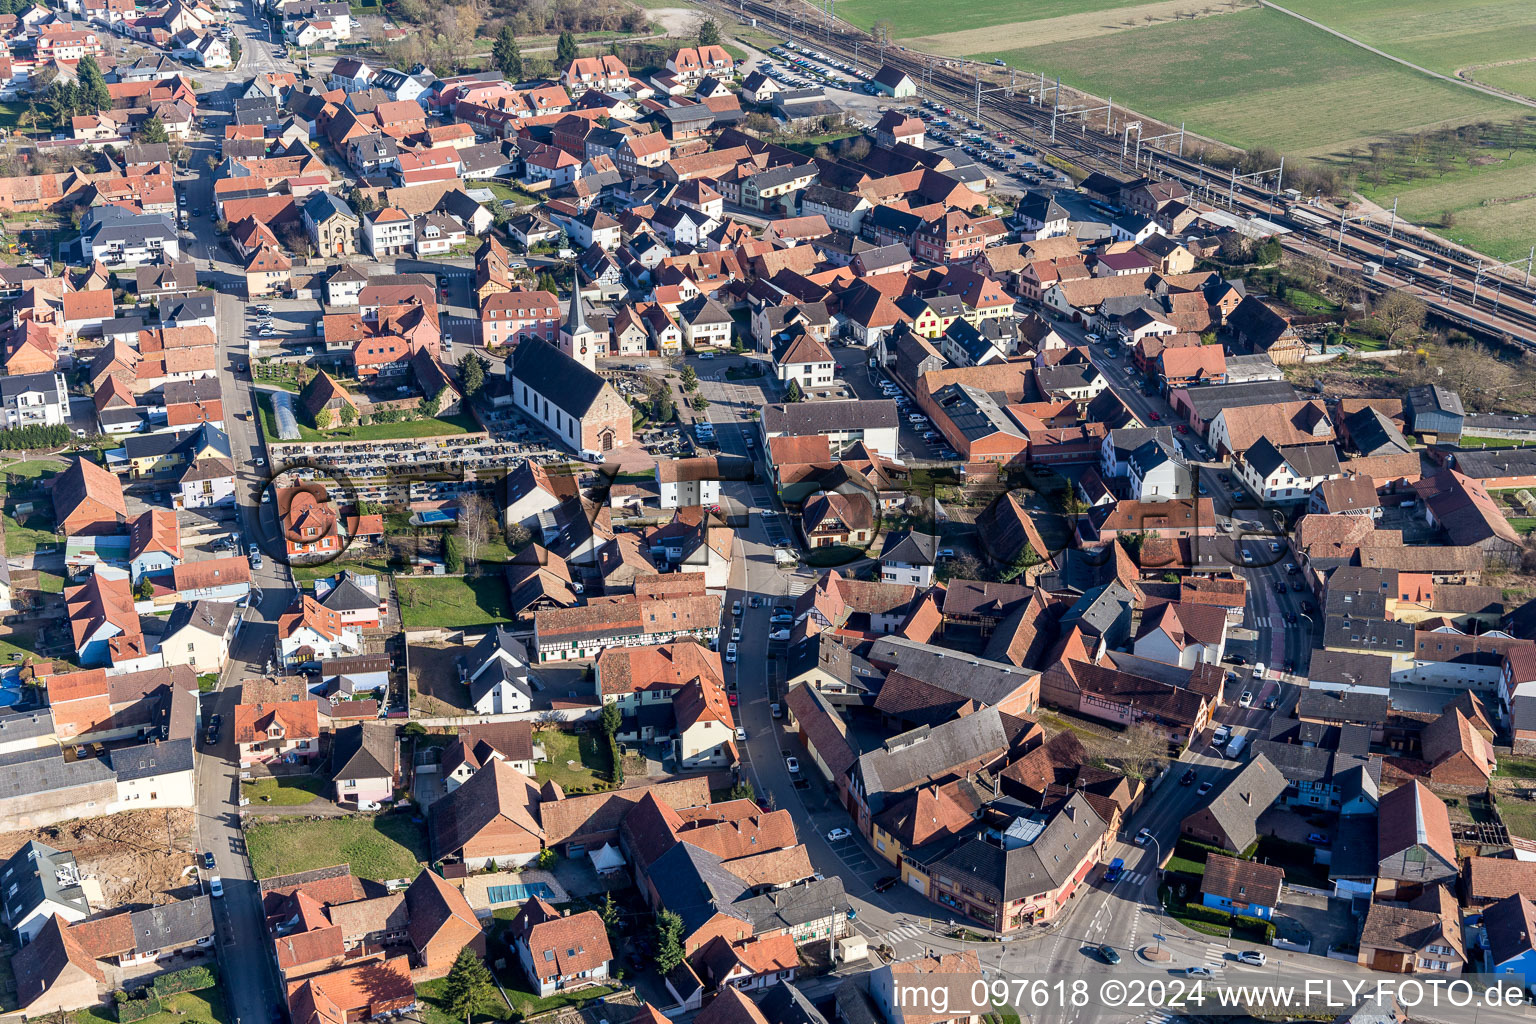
<box><xmin>1224</xmin><ymin>733</ymin><xmax>1248</xmax><ymax>760</ymax></box>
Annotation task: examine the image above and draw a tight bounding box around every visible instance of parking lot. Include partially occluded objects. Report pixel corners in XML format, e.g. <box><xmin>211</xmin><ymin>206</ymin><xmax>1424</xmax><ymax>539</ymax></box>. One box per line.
<box><xmin>912</xmin><ymin>100</ymin><xmax>1073</xmax><ymax>191</ymax></box>
<box><xmin>834</xmin><ymin>347</ymin><xmax>955</xmax><ymax>461</ymax></box>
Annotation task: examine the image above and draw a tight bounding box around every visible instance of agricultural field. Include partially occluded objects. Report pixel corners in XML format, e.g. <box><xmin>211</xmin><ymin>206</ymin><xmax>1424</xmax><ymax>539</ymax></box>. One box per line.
<box><xmin>1355</xmin><ymin>142</ymin><xmax>1536</xmax><ymax>262</ymax></box>
<box><xmin>1275</xmin><ymin>0</ymin><xmax>1536</xmax><ymax>79</ymax></box>
<box><xmin>1480</xmin><ymin>63</ymin><xmax>1536</xmax><ymax>102</ymax></box>
<box><xmin>834</xmin><ymin>0</ymin><xmax>1152</xmax><ymax>40</ymax></box>
<box><xmin>973</xmin><ymin>8</ymin><xmax>1523</xmax><ymax>155</ymax></box>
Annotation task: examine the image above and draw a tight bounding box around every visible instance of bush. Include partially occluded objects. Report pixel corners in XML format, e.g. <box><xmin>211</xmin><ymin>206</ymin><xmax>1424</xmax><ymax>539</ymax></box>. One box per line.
<box><xmin>1174</xmin><ymin>837</ymin><xmax>1248</xmax><ymax>863</ymax></box>
<box><xmin>153</xmin><ymin>965</ymin><xmax>217</xmax><ymax>996</ymax></box>
<box><xmin>117</xmin><ymin>992</ymin><xmax>163</xmax><ymax>1022</ymax></box>
<box><xmin>0</xmin><ymin>424</ymin><xmax>69</xmax><ymax>450</ymax></box>
<box><xmin>1178</xmin><ymin>902</ymin><xmax>1239</xmax><ymax>928</ymax></box>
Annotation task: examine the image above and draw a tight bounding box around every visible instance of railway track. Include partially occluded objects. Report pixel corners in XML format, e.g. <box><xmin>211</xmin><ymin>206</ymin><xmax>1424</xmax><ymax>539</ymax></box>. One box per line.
<box><xmin>712</xmin><ymin>0</ymin><xmax>1536</xmax><ymax>345</ymax></box>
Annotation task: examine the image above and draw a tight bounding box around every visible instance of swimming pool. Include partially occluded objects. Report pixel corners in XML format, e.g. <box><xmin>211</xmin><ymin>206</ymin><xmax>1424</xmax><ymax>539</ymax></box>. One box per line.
<box><xmin>485</xmin><ymin>882</ymin><xmax>556</xmax><ymax>904</ymax></box>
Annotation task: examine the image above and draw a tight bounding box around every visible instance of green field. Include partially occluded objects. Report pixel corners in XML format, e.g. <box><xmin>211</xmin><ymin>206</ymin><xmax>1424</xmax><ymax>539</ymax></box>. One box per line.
<box><xmin>976</xmin><ymin>7</ymin><xmax>1523</xmax><ymax>155</ymax></box>
<box><xmin>1276</xmin><ymin>0</ymin><xmax>1536</xmax><ymax>78</ymax></box>
<box><xmin>245</xmin><ymin>813</ymin><xmax>427</xmax><ymax>881</ymax></box>
<box><xmin>258</xmin><ymin>393</ymin><xmax>480</xmax><ymax>444</ymax></box>
<box><xmin>1480</xmin><ymin>62</ymin><xmax>1536</xmax><ymax>101</ymax></box>
<box><xmin>834</xmin><ymin>0</ymin><xmax>1146</xmax><ymax>38</ymax></box>
<box><xmin>1356</xmin><ymin>147</ymin><xmax>1536</xmax><ymax>262</ymax></box>
<box><xmin>395</xmin><ymin>575</ymin><xmax>511</xmax><ymax>628</ymax></box>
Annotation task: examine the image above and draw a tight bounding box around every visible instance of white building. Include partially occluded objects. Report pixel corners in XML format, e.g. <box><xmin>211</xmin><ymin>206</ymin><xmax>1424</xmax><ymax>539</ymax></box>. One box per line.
<box><xmin>1133</xmin><ymin>602</ymin><xmax>1227</xmax><ymax>668</ymax></box>
<box><xmin>1234</xmin><ymin>437</ymin><xmax>1342</xmax><ymax>505</ymax></box>
<box><xmin>466</xmin><ymin>627</ymin><xmax>534</xmax><ymax>715</ymax></box>
<box><xmin>0</xmin><ymin>372</ymin><xmax>68</xmax><ymax>428</ymax></box>
<box><xmin>655</xmin><ymin>458</ymin><xmax>721</xmax><ymax>509</ymax></box>
<box><xmin>879</xmin><ymin>530</ymin><xmax>937</xmax><ymax>588</ymax></box>
<box><xmin>361</xmin><ymin>207</ymin><xmax>414</xmax><ymax>257</ymax></box>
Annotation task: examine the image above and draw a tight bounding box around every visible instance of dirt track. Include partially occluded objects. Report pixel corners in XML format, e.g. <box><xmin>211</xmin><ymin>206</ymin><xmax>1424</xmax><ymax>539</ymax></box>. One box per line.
<box><xmin>902</xmin><ymin>0</ymin><xmax>1239</xmax><ymax>56</ymax></box>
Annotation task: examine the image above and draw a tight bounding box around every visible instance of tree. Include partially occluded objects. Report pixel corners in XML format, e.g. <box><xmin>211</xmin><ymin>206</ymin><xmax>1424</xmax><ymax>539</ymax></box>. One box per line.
<box><xmin>138</xmin><ymin>117</ymin><xmax>170</xmax><ymax>144</ymax></box>
<box><xmin>457</xmin><ymin>493</ymin><xmax>494</xmax><ymax>567</ymax></box>
<box><xmin>316</xmin><ymin>406</ymin><xmax>337</xmax><ymax>430</ymax></box>
<box><xmin>461</xmin><ymin>354</ymin><xmax>486</xmax><ymax>397</ymax></box>
<box><xmin>784</xmin><ymin>379</ymin><xmax>805</xmax><ymax>403</ymax></box>
<box><xmin>996</xmin><ymin>546</ymin><xmax>1039</xmax><ymax>583</ymax></box>
<box><xmin>504</xmin><ymin>521</ymin><xmax>532</xmax><ymax>550</ymax></box>
<box><xmin>442</xmin><ymin>948</ymin><xmax>495</xmax><ymax>1024</ymax></box>
<box><xmin>1374</xmin><ymin>289</ymin><xmax>1427</xmax><ymax>343</ymax></box>
<box><xmin>871</xmin><ymin>18</ymin><xmax>893</xmax><ymax>51</ymax></box>
<box><xmin>599</xmin><ymin>891</ymin><xmax>620</xmax><ymax>936</ymax></box>
<box><xmin>443</xmin><ymin>534</ymin><xmax>463</xmax><ymax>573</ymax></box>
<box><xmin>340</xmin><ymin>404</ymin><xmax>358</xmax><ymax>426</ymax></box>
<box><xmin>420</xmin><ymin>387</ymin><xmax>445</xmax><ymax>418</ymax></box>
<box><xmin>1118</xmin><ymin>722</ymin><xmax>1169</xmax><ymax>781</ymax></box>
<box><xmin>76</xmin><ymin>55</ymin><xmax>109</xmax><ymax>111</ymax></box>
<box><xmin>729</xmin><ymin>779</ymin><xmax>755</xmax><ymax>802</ymax></box>
<box><xmin>1199</xmin><ymin>330</ymin><xmax>1218</xmax><ymax>346</ymax></box>
<box><xmin>936</xmin><ymin>553</ymin><xmax>982</xmax><ymax>583</ymax></box>
<box><xmin>134</xmin><ymin>578</ymin><xmax>153</xmax><ymax>600</ymax></box>
<box><xmin>654</xmin><ymin>909</ymin><xmax>685</xmax><ymax>974</ymax></box>
<box><xmin>492</xmin><ymin>25</ymin><xmax>522</xmax><ymax>79</ymax></box>
<box><xmin>690</xmin><ymin>394</ymin><xmax>709</xmax><ymax>411</ymax></box>
<box><xmin>1256</xmin><ymin>237</ymin><xmax>1282</xmax><ymax>264</ymax></box>
<box><xmin>679</xmin><ymin>365</ymin><xmax>698</xmax><ymax>392</ymax></box>
<box><xmin>696</xmin><ymin>17</ymin><xmax>720</xmax><ymax>46</ymax></box>
<box><xmin>556</xmin><ymin>30</ymin><xmax>579</xmax><ymax>64</ymax></box>
<box><xmin>600</xmin><ymin>700</ymin><xmax>621</xmax><ymax>736</ymax></box>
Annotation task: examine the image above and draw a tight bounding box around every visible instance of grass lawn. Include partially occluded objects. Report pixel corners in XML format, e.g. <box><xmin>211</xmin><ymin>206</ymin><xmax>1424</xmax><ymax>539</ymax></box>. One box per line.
<box><xmin>0</xmin><ymin>459</ymin><xmax>64</xmax><ymax>481</ymax></box>
<box><xmin>245</xmin><ymin>812</ymin><xmax>427</xmax><ymax>881</ymax></box>
<box><xmin>487</xmin><ymin>182</ymin><xmax>544</xmax><ymax>206</ymax></box>
<box><xmin>198</xmin><ymin>672</ymin><xmax>219</xmax><ymax>692</ymax></box>
<box><xmin>0</xmin><ymin>102</ymin><xmax>26</xmax><ymax>129</ymax></box>
<box><xmin>259</xmin><ymin>393</ymin><xmax>480</xmax><ymax>445</ymax></box>
<box><xmin>975</xmin><ymin>7</ymin><xmax>1524</xmax><ymax>156</ymax></box>
<box><xmin>35</xmin><ymin>571</ymin><xmax>63</xmax><ymax>594</ymax></box>
<box><xmin>3</xmin><ymin>509</ymin><xmax>58</xmax><ymax>555</ymax></box>
<box><xmin>415</xmin><ymin>979</ymin><xmax>510</xmax><ymax>1024</ymax></box>
<box><xmin>1481</xmin><ymin>62</ymin><xmax>1536</xmax><ymax>101</ymax></box>
<box><xmin>534</xmin><ymin>729</ymin><xmax>612</xmax><ymax>793</ymax></box>
<box><xmin>1510</xmin><ymin>518</ymin><xmax>1536</xmax><ymax>536</ymax></box>
<box><xmin>1166</xmin><ymin>855</ymin><xmax>1206</xmax><ymax>876</ymax></box>
<box><xmin>805</xmin><ymin>544</ymin><xmax>867</xmax><ymax>567</ymax></box>
<box><xmin>834</xmin><ymin>0</ymin><xmax>1144</xmax><ymax>38</ymax></box>
<box><xmin>395</xmin><ymin>575</ymin><xmax>511</xmax><ymax>628</ymax></box>
<box><xmin>1456</xmin><ymin>436</ymin><xmax>1531</xmax><ymax>449</ymax></box>
<box><xmin>291</xmin><ymin>557</ymin><xmax>393</xmax><ymax>584</ymax></box>
<box><xmin>75</xmin><ymin>985</ymin><xmax>230</xmax><ymax>1024</ymax></box>
<box><xmin>1497</xmin><ymin>795</ymin><xmax>1536</xmax><ymax>840</ymax></box>
<box><xmin>1358</xmin><ymin>146</ymin><xmax>1536</xmax><ymax>263</ymax></box>
<box><xmin>775</xmin><ymin>129</ymin><xmax>861</xmax><ymax>157</ymax></box>
<box><xmin>500</xmin><ymin>978</ymin><xmax>618</xmax><ymax>1018</ymax></box>
<box><xmin>1496</xmin><ymin>755</ymin><xmax>1536</xmax><ymax>778</ymax></box>
<box><xmin>242</xmin><ymin>773</ymin><xmax>331</xmax><ymax>806</ymax></box>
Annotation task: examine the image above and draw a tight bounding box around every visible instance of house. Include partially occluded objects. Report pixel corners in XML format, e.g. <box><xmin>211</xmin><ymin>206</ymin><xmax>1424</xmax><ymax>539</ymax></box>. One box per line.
<box><xmin>427</xmin><ymin>760</ymin><xmax>544</xmax><ymax>869</ymax></box>
<box><xmin>1179</xmin><ymin>754</ymin><xmax>1287</xmax><ymax>852</ymax></box>
<box><xmin>1376</xmin><ymin>780</ymin><xmax>1457</xmax><ymax>897</ymax></box>
<box><xmin>234</xmin><ymin>699</ymin><xmax>320</xmax><ymax>766</ymax></box>
<box><xmin>1406</xmin><ymin>385</ymin><xmax>1464</xmax><ymax>442</ymax></box>
<box><xmin>465</xmin><ymin>626</ymin><xmax>534</xmax><ymax>715</ymax></box>
<box><xmin>52</xmin><ymin>455</ymin><xmax>127</xmax><ymax>536</ymax></box>
<box><xmin>158</xmin><ymin>599</ymin><xmax>236</xmax><ymax>674</ymax></box>
<box><xmin>870</xmin><ymin>65</ymin><xmax>917</xmax><ymax>98</ymax></box>
<box><xmin>1133</xmin><ymin>601</ymin><xmax>1227</xmax><ymax>668</ymax></box>
<box><xmin>772</xmin><ymin>329</ymin><xmax>836</xmax><ymax>391</ymax></box>
<box><xmin>441</xmin><ymin>722</ymin><xmax>537</xmax><ymax>789</ymax></box>
<box><xmin>1235</xmin><ymin>436</ymin><xmax>1342</xmax><ymax>505</ymax></box>
<box><xmin>880</xmin><ymin>530</ymin><xmax>938</xmax><ymax>588</ymax></box>
<box><xmin>0</xmin><ymin>372</ymin><xmax>68</xmax><ymax>429</ymax></box>
<box><xmin>801</xmin><ymin>491</ymin><xmax>874</xmax><ymax>548</ymax></box>
<box><xmin>302</xmin><ymin>191</ymin><xmax>358</xmax><ymax>257</ymax></box>
<box><xmin>1201</xmin><ymin>854</ymin><xmax>1283</xmax><ymax>921</ymax></box>
<box><xmin>1356</xmin><ymin>886</ymin><xmax>1465</xmax><ymax>974</ymax></box>
<box><xmin>0</xmin><ymin>842</ymin><xmax>92</xmax><ymax>942</ymax></box>
<box><xmin>1484</xmin><ymin>893</ymin><xmax>1536</xmax><ymax>981</ymax></box>
<box><xmin>656</xmin><ymin>458</ymin><xmax>723</xmax><ymax>509</ymax></box>
<box><xmin>277</xmin><ymin>595</ymin><xmax>363</xmax><ymax>668</ymax></box>
<box><xmin>869</xmin><ymin>952</ymin><xmax>982</xmax><ymax>1024</ymax></box>
<box><xmin>508</xmin><ymin>898</ymin><xmax>613</xmax><ymax>998</ymax></box>
<box><xmin>331</xmin><ymin>722</ymin><xmax>398</xmax><ymax>806</ymax></box>
<box><xmin>362</xmin><ymin>207</ymin><xmax>414</xmax><ymax>256</ymax></box>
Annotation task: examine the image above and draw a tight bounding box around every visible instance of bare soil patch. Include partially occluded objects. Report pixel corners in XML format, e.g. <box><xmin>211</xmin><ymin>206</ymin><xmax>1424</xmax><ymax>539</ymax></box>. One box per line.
<box><xmin>904</xmin><ymin>0</ymin><xmax>1237</xmax><ymax>56</ymax></box>
<box><xmin>0</xmin><ymin>809</ymin><xmax>197</xmax><ymax>909</ymax></box>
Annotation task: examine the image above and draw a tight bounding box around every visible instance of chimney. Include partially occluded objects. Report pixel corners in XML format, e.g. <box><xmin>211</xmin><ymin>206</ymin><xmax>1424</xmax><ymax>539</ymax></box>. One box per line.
<box><xmin>562</xmin><ymin>908</ymin><xmax>569</xmax><ymax>916</ymax></box>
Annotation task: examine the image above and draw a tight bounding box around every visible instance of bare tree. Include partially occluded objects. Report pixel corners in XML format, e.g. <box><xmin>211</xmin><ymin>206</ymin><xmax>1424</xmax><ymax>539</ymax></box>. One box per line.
<box><xmin>1373</xmin><ymin>289</ymin><xmax>1427</xmax><ymax>343</ymax></box>
<box><xmin>458</xmin><ymin>492</ymin><xmax>495</xmax><ymax>567</ymax></box>
<box><xmin>1117</xmin><ymin>722</ymin><xmax>1169</xmax><ymax>781</ymax></box>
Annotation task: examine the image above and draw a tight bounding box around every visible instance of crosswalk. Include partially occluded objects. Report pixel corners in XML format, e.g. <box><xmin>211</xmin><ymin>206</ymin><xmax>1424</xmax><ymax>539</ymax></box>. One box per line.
<box><xmin>1117</xmin><ymin>869</ymin><xmax>1150</xmax><ymax>886</ymax></box>
<box><xmin>1196</xmin><ymin>941</ymin><xmax>1229</xmax><ymax>972</ymax></box>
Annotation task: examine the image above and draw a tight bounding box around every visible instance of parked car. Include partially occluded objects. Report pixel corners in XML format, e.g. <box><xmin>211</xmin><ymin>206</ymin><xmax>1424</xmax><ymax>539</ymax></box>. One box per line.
<box><xmin>725</xmin><ymin>643</ymin><xmax>737</xmax><ymax>663</ymax></box>
<box><xmin>825</xmin><ymin>828</ymin><xmax>852</xmax><ymax>842</ymax></box>
<box><xmin>873</xmin><ymin>876</ymin><xmax>899</xmax><ymax>893</ymax></box>
<box><xmin>1104</xmin><ymin>858</ymin><xmax>1124</xmax><ymax>882</ymax></box>
<box><xmin>1197</xmin><ymin>781</ymin><xmax>1213</xmax><ymax>796</ymax></box>
<box><xmin>735</xmin><ymin>727</ymin><xmax>746</xmax><ymax>741</ymax></box>
<box><xmin>770</xmin><ymin>703</ymin><xmax>782</xmax><ymax>718</ymax></box>
<box><xmin>785</xmin><ymin>756</ymin><xmax>800</xmax><ymax>773</ymax></box>
<box><xmin>1307</xmin><ymin>832</ymin><xmax>1331</xmax><ymax>846</ymax></box>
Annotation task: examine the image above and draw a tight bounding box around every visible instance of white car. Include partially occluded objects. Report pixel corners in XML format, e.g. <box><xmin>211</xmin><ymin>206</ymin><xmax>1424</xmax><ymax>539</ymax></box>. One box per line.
<box><xmin>1239</xmin><ymin>691</ymin><xmax>1253</xmax><ymax>707</ymax></box>
<box><xmin>1236</xmin><ymin>951</ymin><xmax>1267</xmax><ymax>967</ymax></box>
<box><xmin>209</xmin><ymin>876</ymin><xmax>224</xmax><ymax>898</ymax></box>
<box><xmin>735</xmin><ymin>727</ymin><xmax>746</xmax><ymax>741</ymax></box>
<box><xmin>1134</xmin><ymin>828</ymin><xmax>1153</xmax><ymax>846</ymax></box>
<box><xmin>785</xmin><ymin>756</ymin><xmax>800</xmax><ymax>773</ymax></box>
<box><xmin>731</xmin><ymin>627</ymin><xmax>741</xmax><ymax>643</ymax></box>
<box><xmin>769</xmin><ymin>628</ymin><xmax>790</xmax><ymax>641</ymax></box>
<box><xmin>725</xmin><ymin>643</ymin><xmax>738</xmax><ymax>663</ymax></box>
<box><xmin>770</xmin><ymin>703</ymin><xmax>783</xmax><ymax>718</ymax></box>
<box><xmin>826</xmin><ymin>828</ymin><xmax>852</xmax><ymax>842</ymax></box>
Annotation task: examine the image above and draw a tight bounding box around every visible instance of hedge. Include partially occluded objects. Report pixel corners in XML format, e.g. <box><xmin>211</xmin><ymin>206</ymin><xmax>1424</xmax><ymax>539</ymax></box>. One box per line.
<box><xmin>1179</xmin><ymin>902</ymin><xmax>1240</xmax><ymax>928</ymax></box>
<box><xmin>0</xmin><ymin>424</ymin><xmax>69</xmax><ymax>450</ymax></box>
<box><xmin>117</xmin><ymin>992</ymin><xmax>163</xmax><ymax>1022</ymax></box>
<box><xmin>153</xmin><ymin>965</ymin><xmax>217</xmax><ymax>996</ymax></box>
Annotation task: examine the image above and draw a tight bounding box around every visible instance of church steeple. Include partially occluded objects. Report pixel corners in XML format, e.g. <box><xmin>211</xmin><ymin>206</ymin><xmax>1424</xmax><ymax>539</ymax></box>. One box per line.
<box><xmin>563</xmin><ymin>273</ymin><xmax>589</xmax><ymax>335</ymax></box>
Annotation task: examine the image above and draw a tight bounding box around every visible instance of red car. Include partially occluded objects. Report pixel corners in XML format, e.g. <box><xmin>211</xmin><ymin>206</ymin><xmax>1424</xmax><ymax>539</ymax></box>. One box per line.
<box><xmin>1149</xmin><ymin>412</ymin><xmax>1160</xmax><ymax>421</ymax></box>
<box><xmin>1177</xmin><ymin>424</ymin><xmax>1188</xmax><ymax>434</ymax></box>
<box><xmin>728</xmin><ymin>693</ymin><xmax>738</xmax><ymax>706</ymax></box>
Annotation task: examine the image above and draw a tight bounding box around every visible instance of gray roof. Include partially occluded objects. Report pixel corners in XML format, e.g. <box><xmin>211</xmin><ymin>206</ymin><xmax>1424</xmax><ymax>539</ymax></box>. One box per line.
<box><xmin>1181</xmin><ymin>379</ymin><xmax>1299</xmax><ymax>422</ymax></box>
<box><xmin>931</xmin><ymin>383</ymin><xmax>1022</xmax><ymax>442</ymax></box>
<box><xmin>0</xmin><ymin>711</ymin><xmax>54</xmax><ymax>745</ymax></box>
<box><xmin>1408</xmin><ymin>384</ymin><xmax>1464</xmax><ymax>421</ymax></box>
<box><xmin>163</xmin><ymin>599</ymin><xmax>236</xmax><ymax>640</ymax></box>
<box><xmin>317</xmin><ymin>574</ymin><xmax>378</xmax><ymax>613</ymax></box>
<box><xmin>922</xmin><ymin>793</ymin><xmax>1107</xmax><ymax>902</ymax></box>
<box><xmin>160</xmin><ymin>292</ymin><xmax>216</xmax><ymax>323</ymax></box>
<box><xmin>1244</xmin><ymin>436</ymin><xmax>1340</xmax><ymax>480</ymax></box>
<box><xmin>509</xmin><ymin>339</ymin><xmax>612</xmax><ymax>423</ymax></box>
<box><xmin>1061</xmin><ymin>581</ymin><xmax>1135</xmax><ymax>639</ymax></box>
<box><xmin>758</xmin><ymin>983</ymin><xmax>830</xmax><ymax>1024</ymax></box>
<box><xmin>0</xmin><ymin>746</ymin><xmax>115</xmax><ymax>801</ymax></box>
<box><xmin>0</xmin><ymin>841</ymin><xmax>89</xmax><ymax>927</ymax></box>
<box><xmin>647</xmin><ymin>842</ymin><xmax>748</xmax><ymax>934</ymax></box>
<box><xmin>82</xmin><ymin>205</ymin><xmax>176</xmax><ymax>247</ymax></box>
<box><xmin>1321</xmin><ymin>615</ymin><xmax>1413</xmax><ymax>656</ymax></box>
<box><xmin>129</xmin><ymin>895</ymin><xmax>214</xmax><ymax>950</ymax></box>
<box><xmin>0</xmin><ymin>372</ymin><xmax>64</xmax><ymax>405</ymax></box>
<box><xmin>733</xmin><ymin>875</ymin><xmax>849</xmax><ymax>932</ymax></box>
<box><xmin>853</xmin><ymin>705</ymin><xmax>1007</xmax><ymax>813</ymax></box>
<box><xmin>332</xmin><ymin>722</ymin><xmax>396</xmax><ymax>781</ymax></box>
<box><xmin>1296</xmin><ymin>686</ymin><xmax>1391</xmax><ymax>724</ymax></box>
<box><xmin>111</xmin><ymin>738</ymin><xmax>194</xmax><ymax>782</ymax></box>
<box><xmin>761</xmin><ymin>399</ymin><xmax>899</xmax><ymax>436</ymax></box>
<box><xmin>1307</xmin><ymin>650</ymin><xmax>1392</xmax><ymax>690</ymax></box>
<box><xmin>303</xmin><ymin>190</ymin><xmax>357</xmax><ymax>224</ymax></box>
<box><xmin>1035</xmin><ymin>362</ymin><xmax>1101</xmax><ymax>394</ymax></box>
<box><xmin>864</xmin><ymin>637</ymin><xmax>1036</xmax><ymax>708</ymax></box>
<box><xmin>880</xmin><ymin>529</ymin><xmax>938</xmax><ymax>567</ymax></box>
<box><xmin>1190</xmin><ymin>754</ymin><xmax>1288</xmax><ymax>851</ymax></box>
